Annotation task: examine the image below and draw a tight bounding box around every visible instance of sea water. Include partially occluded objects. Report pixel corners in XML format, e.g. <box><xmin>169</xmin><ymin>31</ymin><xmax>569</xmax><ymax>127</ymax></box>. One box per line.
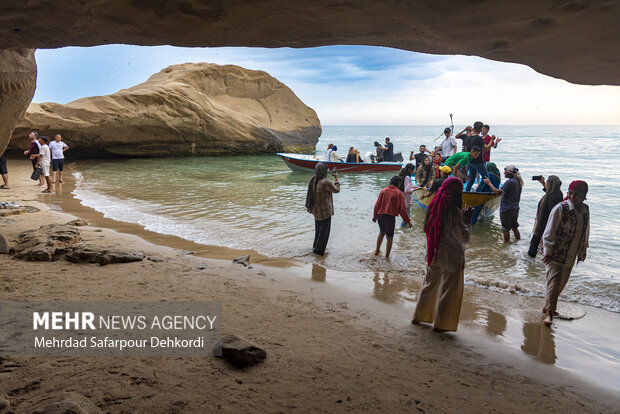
<box><xmin>72</xmin><ymin>125</ymin><xmax>620</xmax><ymax>312</ymax></box>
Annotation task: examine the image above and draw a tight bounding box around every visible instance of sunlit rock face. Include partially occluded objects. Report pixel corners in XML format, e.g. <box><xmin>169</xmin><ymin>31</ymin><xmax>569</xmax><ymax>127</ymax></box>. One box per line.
<box><xmin>0</xmin><ymin>0</ymin><xmax>618</xmax><ymax>87</ymax></box>
<box><xmin>9</xmin><ymin>63</ymin><xmax>321</xmax><ymax>157</ymax></box>
<box><xmin>0</xmin><ymin>49</ymin><xmax>36</xmax><ymax>155</ymax></box>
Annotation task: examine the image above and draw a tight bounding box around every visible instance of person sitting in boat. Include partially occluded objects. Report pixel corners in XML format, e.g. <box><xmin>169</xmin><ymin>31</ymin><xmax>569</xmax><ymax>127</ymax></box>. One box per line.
<box><xmin>329</xmin><ymin>145</ymin><xmax>344</xmax><ymax>162</ymax></box>
<box><xmin>324</xmin><ymin>143</ymin><xmax>334</xmax><ymax>161</ymax></box>
<box><xmin>431</xmin><ymin>152</ymin><xmax>444</xmax><ymax>178</ymax></box>
<box><xmin>415</xmin><ymin>156</ymin><xmax>435</xmax><ymax>189</ymax></box>
<box><xmin>345</xmin><ymin>148</ymin><xmax>364</xmax><ymax>163</ymax></box>
<box><xmin>444</xmin><ymin>147</ymin><xmax>481</xmax><ymax>181</ymax></box>
<box><xmin>370</xmin><ymin>141</ymin><xmax>384</xmax><ymax>163</ymax></box>
<box><xmin>410</xmin><ymin>145</ymin><xmax>432</xmax><ymax>169</ymax></box>
<box><xmin>420</xmin><ymin>166</ymin><xmax>451</xmax><ymax>200</ymax></box>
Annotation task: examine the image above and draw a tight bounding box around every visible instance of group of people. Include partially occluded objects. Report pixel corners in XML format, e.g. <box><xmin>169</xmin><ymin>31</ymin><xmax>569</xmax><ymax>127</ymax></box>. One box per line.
<box><xmin>306</xmin><ymin>125</ymin><xmax>590</xmax><ymax>330</ymax></box>
<box><xmin>21</xmin><ymin>131</ymin><xmax>69</xmax><ymax>193</ymax></box>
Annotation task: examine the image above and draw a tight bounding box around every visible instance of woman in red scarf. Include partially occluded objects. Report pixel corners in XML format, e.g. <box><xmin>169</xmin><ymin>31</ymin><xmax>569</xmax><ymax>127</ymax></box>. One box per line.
<box><xmin>412</xmin><ymin>177</ymin><xmax>473</xmax><ymax>332</ymax></box>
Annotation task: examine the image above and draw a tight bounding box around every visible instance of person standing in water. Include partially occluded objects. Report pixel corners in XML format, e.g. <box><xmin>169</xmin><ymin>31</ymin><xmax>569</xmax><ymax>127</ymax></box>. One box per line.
<box><xmin>541</xmin><ymin>181</ymin><xmax>590</xmax><ymax>326</ymax></box>
<box><xmin>305</xmin><ymin>162</ymin><xmax>340</xmax><ymax>256</ymax></box>
<box><xmin>528</xmin><ymin>175</ymin><xmax>563</xmax><ymax>258</ymax></box>
<box><xmin>483</xmin><ymin>165</ymin><xmax>523</xmax><ymax>241</ymax></box>
<box><xmin>372</xmin><ymin>175</ymin><xmax>412</xmax><ymax>258</ymax></box>
<box><xmin>49</xmin><ymin>134</ymin><xmax>69</xmax><ymax>183</ymax></box>
<box><xmin>412</xmin><ymin>177</ymin><xmax>472</xmax><ymax>332</ymax></box>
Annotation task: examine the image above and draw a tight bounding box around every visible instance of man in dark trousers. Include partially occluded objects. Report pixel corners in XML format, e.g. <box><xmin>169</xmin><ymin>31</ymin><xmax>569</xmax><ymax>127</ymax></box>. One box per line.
<box><xmin>382</xmin><ymin>137</ymin><xmax>394</xmax><ymax>161</ymax></box>
<box><xmin>305</xmin><ymin>162</ymin><xmax>340</xmax><ymax>255</ymax></box>
<box><xmin>464</xmin><ymin>121</ymin><xmax>489</xmax><ymax>191</ymax></box>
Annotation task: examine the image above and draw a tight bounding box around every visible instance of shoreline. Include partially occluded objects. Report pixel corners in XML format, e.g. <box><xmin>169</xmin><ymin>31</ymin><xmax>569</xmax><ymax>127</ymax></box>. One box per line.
<box><xmin>1</xmin><ymin>159</ymin><xmax>619</xmax><ymax>412</ymax></box>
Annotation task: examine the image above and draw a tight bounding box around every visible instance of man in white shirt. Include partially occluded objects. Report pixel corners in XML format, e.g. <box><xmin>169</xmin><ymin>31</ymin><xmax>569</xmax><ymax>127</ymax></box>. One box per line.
<box><xmin>439</xmin><ymin>128</ymin><xmax>457</xmax><ymax>161</ymax></box>
<box><xmin>49</xmin><ymin>134</ymin><xmax>69</xmax><ymax>183</ymax></box>
<box><xmin>35</xmin><ymin>136</ymin><xmax>53</xmax><ymax>193</ymax></box>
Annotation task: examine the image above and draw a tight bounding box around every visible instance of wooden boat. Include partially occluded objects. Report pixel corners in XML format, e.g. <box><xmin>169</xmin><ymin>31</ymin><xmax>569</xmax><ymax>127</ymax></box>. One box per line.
<box><xmin>411</xmin><ymin>188</ymin><xmax>501</xmax><ymax>222</ymax></box>
<box><xmin>276</xmin><ymin>153</ymin><xmax>403</xmax><ymax>173</ymax></box>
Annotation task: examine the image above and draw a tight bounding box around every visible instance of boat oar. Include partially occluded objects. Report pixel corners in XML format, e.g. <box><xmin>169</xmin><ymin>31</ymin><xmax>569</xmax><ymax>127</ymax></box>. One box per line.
<box><xmin>434</xmin><ymin>114</ymin><xmax>454</xmax><ymax>142</ymax></box>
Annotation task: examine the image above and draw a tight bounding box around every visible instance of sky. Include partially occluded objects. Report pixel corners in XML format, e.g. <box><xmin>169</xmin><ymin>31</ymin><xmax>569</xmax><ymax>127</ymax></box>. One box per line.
<box><xmin>33</xmin><ymin>45</ymin><xmax>620</xmax><ymax>125</ymax></box>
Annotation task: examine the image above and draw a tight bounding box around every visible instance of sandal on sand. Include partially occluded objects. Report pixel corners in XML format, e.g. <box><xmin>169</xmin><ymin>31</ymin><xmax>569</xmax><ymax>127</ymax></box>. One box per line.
<box><xmin>0</xmin><ymin>185</ymin><xmax>9</xmax><ymax>189</ymax></box>
<box><xmin>42</xmin><ymin>189</ymin><xmax>52</xmax><ymax>193</ymax></box>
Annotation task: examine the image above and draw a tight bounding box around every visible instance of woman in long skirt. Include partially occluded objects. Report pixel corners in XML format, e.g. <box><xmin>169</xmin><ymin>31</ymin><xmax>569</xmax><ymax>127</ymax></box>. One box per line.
<box><xmin>412</xmin><ymin>177</ymin><xmax>472</xmax><ymax>332</ymax></box>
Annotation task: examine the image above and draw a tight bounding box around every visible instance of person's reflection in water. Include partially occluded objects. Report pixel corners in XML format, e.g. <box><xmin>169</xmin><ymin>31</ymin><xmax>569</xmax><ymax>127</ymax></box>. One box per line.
<box><xmin>485</xmin><ymin>308</ymin><xmax>507</xmax><ymax>337</ymax></box>
<box><xmin>311</xmin><ymin>263</ymin><xmax>326</xmax><ymax>282</ymax></box>
<box><xmin>373</xmin><ymin>273</ymin><xmax>390</xmax><ymax>302</ymax></box>
<box><xmin>521</xmin><ymin>322</ymin><xmax>557</xmax><ymax>364</ymax></box>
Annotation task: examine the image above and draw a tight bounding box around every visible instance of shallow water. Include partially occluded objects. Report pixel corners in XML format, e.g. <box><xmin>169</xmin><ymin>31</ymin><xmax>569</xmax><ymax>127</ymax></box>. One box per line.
<box><xmin>72</xmin><ymin>125</ymin><xmax>620</xmax><ymax>312</ymax></box>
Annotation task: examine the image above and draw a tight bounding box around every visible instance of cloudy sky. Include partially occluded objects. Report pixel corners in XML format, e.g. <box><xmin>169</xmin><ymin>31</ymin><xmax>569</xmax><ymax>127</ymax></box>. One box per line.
<box><xmin>34</xmin><ymin>45</ymin><xmax>620</xmax><ymax>125</ymax></box>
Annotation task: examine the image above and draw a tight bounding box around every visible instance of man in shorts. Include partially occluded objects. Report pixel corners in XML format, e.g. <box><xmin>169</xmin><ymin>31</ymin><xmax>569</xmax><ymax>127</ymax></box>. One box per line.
<box><xmin>34</xmin><ymin>136</ymin><xmax>53</xmax><ymax>193</ymax></box>
<box><xmin>49</xmin><ymin>134</ymin><xmax>69</xmax><ymax>183</ymax></box>
<box><xmin>372</xmin><ymin>175</ymin><xmax>412</xmax><ymax>258</ymax></box>
<box><xmin>483</xmin><ymin>165</ymin><xmax>523</xmax><ymax>241</ymax></box>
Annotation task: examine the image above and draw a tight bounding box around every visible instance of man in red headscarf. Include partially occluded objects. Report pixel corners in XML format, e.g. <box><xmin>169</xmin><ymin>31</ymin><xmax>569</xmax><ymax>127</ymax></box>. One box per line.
<box><xmin>541</xmin><ymin>180</ymin><xmax>590</xmax><ymax>326</ymax></box>
<box><xmin>412</xmin><ymin>177</ymin><xmax>473</xmax><ymax>332</ymax></box>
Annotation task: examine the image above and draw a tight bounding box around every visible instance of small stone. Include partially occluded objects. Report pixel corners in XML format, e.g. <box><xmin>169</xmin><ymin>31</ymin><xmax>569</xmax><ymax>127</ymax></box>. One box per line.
<box><xmin>196</xmin><ymin>265</ymin><xmax>208</xmax><ymax>270</ymax></box>
<box><xmin>147</xmin><ymin>256</ymin><xmax>164</xmax><ymax>262</ymax></box>
<box><xmin>0</xmin><ymin>233</ymin><xmax>8</xmax><ymax>254</ymax></box>
<box><xmin>66</xmin><ymin>219</ymin><xmax>88</xmax><ymax>226</ymax></box>
<box><xmin>93</xmin><ymin>229</ymin><xmax>102</xmax><ymax>233</ymax></box>
<box><xmin>215</xmin><ymin>334</ymin><xmax>266</xmax><ymax>368</ymax></box>
<box><xmin>232</xmin><ymin>254</ymin><xmax>250</xmax><ymax>267</ymax></box>
<box><xmin>257</xmin><ymin>271</ymin><xmax>266</xmax><ymax>277</ymax></box>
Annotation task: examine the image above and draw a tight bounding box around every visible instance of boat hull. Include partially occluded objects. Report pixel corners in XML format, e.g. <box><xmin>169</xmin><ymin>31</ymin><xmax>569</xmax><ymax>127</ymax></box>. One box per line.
<box><xmin>276</xmin><ymin>153</ymin><xmax>403</xmax><ymax>173</ymax></box>
<box><xmin>412</xmin><ymin>188</ymin><xmax>501</xmax><ymax>222</ymax></box>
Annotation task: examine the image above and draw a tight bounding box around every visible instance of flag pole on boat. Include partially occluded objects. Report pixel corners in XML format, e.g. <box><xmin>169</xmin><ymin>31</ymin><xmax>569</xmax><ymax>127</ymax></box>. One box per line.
<box><xmin>434</xmin><ymin>113</ymin><xmax>454</xmax><ymax>141</ymax></box>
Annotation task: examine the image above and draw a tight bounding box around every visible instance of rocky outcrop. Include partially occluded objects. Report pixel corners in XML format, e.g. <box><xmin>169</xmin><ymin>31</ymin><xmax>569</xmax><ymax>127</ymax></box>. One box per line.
<box><xmin>9</xmin><ymin>63</ymin><xmax>321</xmax><ymax>157</ymax></box>
<box><xmin>0</xmin><ymin>49</ymin><xmax>36</xmax><ymax>155</ymax></box>
<box><xmin>10</xmin><ymin>223</ymin><xmax>145</xmax><ymax>265</ymax></box>
<box><xmin>0</xmin><ymin>1</ymin><xmax>617</xmax><ymax>87</ymax></box>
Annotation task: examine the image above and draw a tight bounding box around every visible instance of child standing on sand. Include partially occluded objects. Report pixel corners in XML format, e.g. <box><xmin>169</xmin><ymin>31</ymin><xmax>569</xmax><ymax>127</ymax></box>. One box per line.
<box><xmin>373</xmin><ymin>175</ymin><xmax>412</xmax><ymax>258</ymax></box>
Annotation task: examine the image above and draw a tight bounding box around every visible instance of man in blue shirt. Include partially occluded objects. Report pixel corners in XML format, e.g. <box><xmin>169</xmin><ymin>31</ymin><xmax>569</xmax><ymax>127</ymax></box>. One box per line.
<box><xmin>382</xmin><ymin>137</ymin><xmax>394</xmax><ymax>162</ymax></box>
<box><xmin>483</xmin><ymin>165</ymin><xmax>523</xmax><ymax>242</ymax></box>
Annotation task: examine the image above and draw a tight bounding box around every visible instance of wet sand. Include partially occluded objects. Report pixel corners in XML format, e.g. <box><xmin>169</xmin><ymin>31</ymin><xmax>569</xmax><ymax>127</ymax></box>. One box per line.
<box><xmin>1</xmin><ymin>159</ymin><xmax>619</xmax><ymax>412</ymax></box>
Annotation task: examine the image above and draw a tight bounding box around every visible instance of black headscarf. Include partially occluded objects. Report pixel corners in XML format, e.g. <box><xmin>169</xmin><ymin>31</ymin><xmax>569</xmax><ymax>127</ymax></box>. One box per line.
<box><xmin>305</xmin><ymin>162</ymin><xmax>328</xmax><ymax>213</ymax></box>
<box><xmin>398</xmin><ymin>163</ymin><xmax>414</xmax><ymax>192</ymax></box>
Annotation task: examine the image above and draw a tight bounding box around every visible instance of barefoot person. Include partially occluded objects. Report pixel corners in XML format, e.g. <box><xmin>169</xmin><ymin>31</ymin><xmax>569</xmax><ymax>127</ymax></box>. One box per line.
<box><xmin>528</xmin><ymin>175</ymin><xmax>563</xmax><ymax>258</ymax></box>
<box><xmin>305</xmin><ymin>162</ymin><xmax>340</xmax><ymax>256</ymax></box>
<box><xmin>24</xmin><ymin>131</ymin><xmax>44</xmax><ymax>186</ymax></box>
<box><xmin>49</xmin><ymin>134</ymin><xmax>69</xmax><ymax>183</ymax></box>
<box><xmin>541</xmin><ymin>181</ymin><xmax>590</xmax><ymax>326</ymax></box>
<box><xmin>0</xmin><ymin>151</ymin><xmax>9</xmax><ymax>189</ymax></box>
<box><xmin>483</xmin><ymin>165</ymin><xmax>523</xmax><ymax>241</ymax></box>
<box><xmin>412</xmin><ymin>177</ymin><xmax>472</xmax><ymax>332</ymax></box>
<box><xmin>35</xmin><ymin>136</ymin><xmax>53</xmax><ymax>193</ymax></box>
<box><xmin>372</xmin><ymin>175</ymin><xmax>412</xmax><ymax>258</ymax></box>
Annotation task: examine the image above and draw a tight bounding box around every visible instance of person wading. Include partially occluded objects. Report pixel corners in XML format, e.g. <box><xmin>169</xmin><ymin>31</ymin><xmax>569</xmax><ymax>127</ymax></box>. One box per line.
<box><xmin>305</xmin><ymin>162</ymin><xmax>340</xmax><ymax>256</ymax></box>
<box><xmin>528</xmin><ymin>175</ymin><xmax>563</xmax><ymax>258</ymax></box>
<box><xmin>412</xmin><ymin>177</ymin><xmax>473</xmax><ymax>332</ymax></box>
<box><xmin>541</xmin><ymin>180</ymin><xmax>590</xmax><ymax>326</ymax></box>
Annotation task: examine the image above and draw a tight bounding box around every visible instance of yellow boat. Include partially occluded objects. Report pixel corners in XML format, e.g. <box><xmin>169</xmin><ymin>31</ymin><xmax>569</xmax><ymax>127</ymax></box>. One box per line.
<box><xmin>412</xmin><ymin>189</ymin><xmax>501</xmax><ymax>222</ymax></box>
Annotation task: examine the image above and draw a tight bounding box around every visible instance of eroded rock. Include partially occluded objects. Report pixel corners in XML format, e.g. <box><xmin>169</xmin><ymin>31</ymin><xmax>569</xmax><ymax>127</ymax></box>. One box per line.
<box><xmin>216</xmin><ymin>334</ymin><xmax>267</xmax><ymax>368</ymax></box>
<box><xmin>0</xmin><ymin>233</ymin><xmax>9</xmax><ymax>254</ymax></box>
<box><xmin>0</xmin><ymin>49</ymin><xmax>36</xmax><ymax>155</ymax></box>
<box><xmin>66</xmin><ymin>244</ymin><xmax>145</xmax><ymax>265</ymax></box>
<box><xmin>9</xmin><ymin>224</ymin><xmax>144</xmax><ymax>265</ymax></box>
<box><xmin>10</xmin><ymin>63</ymin><xmax>321</xmax><ymax>157</ymax></box>
<box><xmin>233</xmin><ymin>254</ymin><xmax>250</xmax><ymax>267</ymax></box>
<box><xmin>66</xmin><ymin>218</ymin><xmax>88</xmax><ymax>226</ymax></box>
<box><xmin>11</xmin><ymin>224</ymin><xmax>81</xmax><ymax>261</ymax></box>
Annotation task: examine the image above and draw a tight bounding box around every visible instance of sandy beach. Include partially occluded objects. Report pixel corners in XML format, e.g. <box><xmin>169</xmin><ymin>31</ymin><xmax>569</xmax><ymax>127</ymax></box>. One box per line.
<box><xmin>1</xmin><ymin>158</ymin><xmax>619</xmax><ymax>413</ymax></box>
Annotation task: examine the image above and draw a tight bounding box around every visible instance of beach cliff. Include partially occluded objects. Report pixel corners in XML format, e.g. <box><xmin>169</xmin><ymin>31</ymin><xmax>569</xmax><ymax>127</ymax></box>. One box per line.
<box><xmin>8</xmin><ymin>63</ymin><xmax>321</xmax><ymax>157</ymax></box>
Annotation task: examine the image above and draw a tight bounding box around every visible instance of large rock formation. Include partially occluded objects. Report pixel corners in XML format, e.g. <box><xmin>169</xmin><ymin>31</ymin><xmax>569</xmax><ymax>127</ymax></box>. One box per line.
<box><xmin>0</xmin><ymin>1</ymin><xmax>617</xmax><ymax>154</ymax></box>
<box><xmin>0</xmin><ymin>1</ymin><xmax>617</xmax><ymax>86</ymax></box>
<box><xmin>0</xmin><ymin>49</ymin><xmax>36</xmax><ymax>155</ymax></box>
<box><xmin>9</xmin><ymin>63</ymin><xmax>321</xmax><ymax>157</ymax></box>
